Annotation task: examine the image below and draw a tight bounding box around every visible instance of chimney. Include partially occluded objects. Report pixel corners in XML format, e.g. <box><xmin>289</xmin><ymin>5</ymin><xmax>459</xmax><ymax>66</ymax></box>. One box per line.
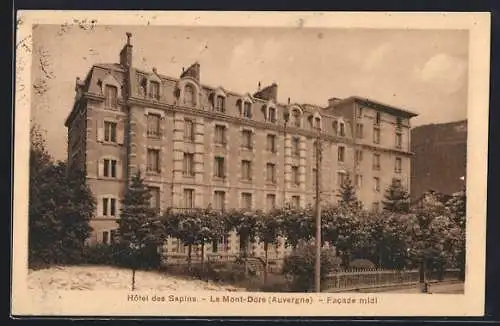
<box><xmin>253</xmin><ymin>82</ymin><xmax>278</xmax><ymax>102</ymax></box>
<box><xmin>328</xmin><ymin>97</ymin><xmax>342</xmax><ymax>107</ymax></box>
<box><xmin>180</xmin><ymin>62</ymin><xmax>200</xmax><ymax>82</ymax></box>
<box><xmin>119</xmin><ymin>32</ymin><xmax>133</xmax><ymax>68</ymax></box>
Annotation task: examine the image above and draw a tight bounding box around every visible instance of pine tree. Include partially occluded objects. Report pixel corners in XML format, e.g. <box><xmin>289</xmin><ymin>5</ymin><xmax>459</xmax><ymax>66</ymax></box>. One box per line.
<box><xmin>117</xmin><ymin>171</ymin><xmax>164</xmax><ymax>272</ymax></box>
<box><xmin>336</xmin><ymin>174</ymin><xmax>362</xmax><ymax>211</ymax></box>
<box><xmin>381</xmin><ymin>179</ymin><xmax>411</xmax><ymax>213</ymax></box>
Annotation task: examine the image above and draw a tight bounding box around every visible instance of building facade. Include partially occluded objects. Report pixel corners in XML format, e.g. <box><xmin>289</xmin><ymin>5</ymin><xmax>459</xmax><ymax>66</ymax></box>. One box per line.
<box><xmin>65</xmin><ymin>33</ymin><xmax>418</xmax><ymax>257</ymax></box>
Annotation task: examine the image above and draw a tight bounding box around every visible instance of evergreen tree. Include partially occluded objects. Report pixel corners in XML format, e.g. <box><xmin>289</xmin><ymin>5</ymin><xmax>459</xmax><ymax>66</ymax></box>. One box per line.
<box><xmin>117</xmin><ymin>170</ymin><xmax>164</xmax><ymax>271</ymax></box>
<box><xmin>336</xmin><ymin>174</ymin><xmax>362</xmax><ymax>211</ymax></box>
<box><xmin>29</xmin><ymin>125</ymin><xmax>95</xmax><ymax>266</ymax></box>
<box><xmin>381</xmin><ymin>179</ymin><xmax>411</xmax><ymax>213</ymax></box>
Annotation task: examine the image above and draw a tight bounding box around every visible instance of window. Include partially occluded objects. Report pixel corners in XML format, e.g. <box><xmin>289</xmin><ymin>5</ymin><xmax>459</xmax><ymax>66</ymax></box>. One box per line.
<box><xmin>214</xmin><ymin>125</ymin><xmax>226</xmax><ymax>145</ymax></box>
<box><xmin>395</xmin><ymin>157</ymin><xmax>402</xmax><ymax>173</ymax></box>
<box><xmin>267</xmin><ymin>134</ymin><xmax>277</xmax><ymax>153</ymax></box>
<box><xmin>104</xmin><ymin>121</ymin><xmax>117</xmax><ymax>142</ymax></box>
<box><xmin>337</xmin><ymin>172</ymin><xmax>347</xmax><ymax>187</ymax></box>
<box><xmin>292</xmin><ymin>110</ymin><xmax>301</xmax><ymax>127</ymax></box>
<box><xmin>266</xmin><ymin>194</ymin><xmax>276</xmax><ymax>211</ymax></box>
<box><xmin>213</xmin><ymin>233</ymin><xmax>229</xmax><ymax>253</ymax></box>
<box><xmin>214</xmin><ymin>156</ymin><xmax>225</xmax><ymax>178</ymax></box>
<box><xmin>268</xmin><ymin>107</ymin><xmax>277</xmax><ymax>123</ymax></box>
<box><xmin>183</xmin><ymin>153</ymin><xmax>194</xmax><ymax>176</ymax></box>
<box><xmin>241</xmin><ymin>160</ymin><xmax>252</xmax><ymax>181</ymax></box>
<box><xmin>292</xmin><ymin>137</ymin><xmax>300</xmax><ymax>156</ymax></box>
<box><xmin>102</xmin><ymin>231</ymin><xmax>109</xmax><ymax>244</ymax></box>
<box><xmin>183</xmin><ymin>189</ymin><xmax>194</xmax><ymax>208</ymax></box>
<box><xmin>292</xmin><ymin>166</ymin><xmax>300</xmax><ymax>185</ymax></box>
<box><xmin>149</xmin><ymin>187</ymin><xmax>160</xmax><ymax>213</ymax></box>
<box><xmin>103</xmin><ymin>159</ymin><xmax>117</xmax><ymax>178</ymax></box>
<box><xmin>395</xmin><ymin>132</ymin><xmax>402</xmax><ymax>149</ymax></box>
<box><xmin>242</xmin><ymin>130</ymin><xmax>252</xmax><ymax>149</ymax></box>
<box><xmin>184</xmin><ymin>84</ymin><xmax>196</xmax><ymax>106</ymax></box>
<box><xmin>374</xmin><ymin>177</ymin><xmax>381</xmax><ymax>192</ymax></box>
<box><xmin>339</xmin><ymin>122</ymin><xmax>345</xmax><ymax>137</ymax></box>
<box><xmin>338</xmin><ymin>146</ymin><xmax>345</xmax><ymax>163</ymax></box>
<box><xmin>333</xmin><ymin>121</ymin><xmax>338</xmax><ymax>136</ymax></box>
<box><xmin>356</xmin><ymin>123</ymin><xmax>364</xmax><ymax>138</ymax></box>
<box><xmin>147</xmin><ymin>149</ymin><xmax>160</xmax><ymax>173</ymax></box>
<box><xmin>314</xmin><ymin>117</ymin><xmax>321</xmax><ymax>129</ymax></box>
<box><xmin>372</xmin><ymin>202</ymin><xmax>380</xmax><ymax>212</ymax></box>
<box><xmin>102</xmin><ymin>197</ymin><xmax>117</xmax><ymax>216</ymax></box>
<box><xmin>313</xmin><ymin>141</ymin><xmax>318</xmax><ymax>159</ymax></box>
<box><xmin>355</xmin><ymin>150</ymin><xmax>363</xmax><ymax>166</ymax></box>
<box><xmin>215</xmin><ymin>95</ymin><xmax>225</xmax><ymax>113</ymax></box>
<box><xmin>266</xmin><ymin>163</ymin><xmax>276</xmax><ymax>183</ymax></box>
<box><xmin>147</xmin><ymin>114</ymin><xmax>161</xmax><ymax>137</ymax></box>
<box><xmin>241</xmin><ymin>193</ymin><xmax>252</xmax><ymax>209</ymax></box>
<box><xmin>375</xmin><ymin>112</ymin><xmax>381</xmax><ymax>125</ymax></box>
<box><xmin>214</xmin><ymin>191</ymin><xmax>225</xmax><ymax>211</ymax></box>
<box><xmin>393</xmin><ymin>178</ymin><xmax>402</xmax><ymax>187</ymax></box>
<box><xmin>291</xmin><ymin>196</ymin><xmax>300</xmax><ymax>208</ymax></box>
<box><xmin>373</xmin><ymin>153</ymin><xmax>381</xmax><ymax>170</ymax></box>
<box><xmin>312</xmin><ymin>168</ymin><xmax>317</xmax><ymax>187</ymax></box>
<box><xmin>355</xmin><ymin>174</ymin><xmax>363</xmax><ymax>188</ymax></box>
<box><xmin>184</xmin><ymin>119</ymin><xmax>194</xmax><ymax>141</ymax></box>
<box><xmin>239</xmin><ymin>102</ymin><xmax>251</xmax><ymax>118</ymax></box>
<box><xmin>373</xmin><ymin>127</ymin><xmax>381</xmax><ymax>144</ymax></box>
<box><xmin>357</xmin><ymin>106</ymin><xmax>363</xmax><ymax>118</ymax></box>
<box><xmin>104</xmin><ymin>85</ymin><xmax>118</xmax><ymax>108</ymax></box>
<box><xmin>149</xmin><ymin>81</ymin><xmax>160</xmax><ymax>100</ymax></box>
<box><xmin>396</xmin><ymin>117</ymin><xmax>402</xmax><ymax>130</ymax></box>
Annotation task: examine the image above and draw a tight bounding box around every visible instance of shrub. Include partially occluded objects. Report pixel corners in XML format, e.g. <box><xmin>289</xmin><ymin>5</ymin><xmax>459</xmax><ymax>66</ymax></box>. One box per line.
<box><xmin>349</xmin><ymin>259</ymin><xmax>376</xmax><ymax>270</ymax></box>
<box><xmin>282</xmin><ymin>244</ymin><xmax>340</xmax><ymax>292</ymax></box>
<box><xmin>82</xmin><ymin>243</ymin><xmax>161</xmax><ymax>270</ymax></box>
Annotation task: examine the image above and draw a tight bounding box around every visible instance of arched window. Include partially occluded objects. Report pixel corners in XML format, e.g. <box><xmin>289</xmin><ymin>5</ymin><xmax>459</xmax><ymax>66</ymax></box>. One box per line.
<box><xmin>292</xmin><ymin>109</ymin><xmax>301</xmax><ymax>127</ymax></box>
<box><xmin>184</xmin><ymin>84</ymin><xmax>196</xmax><ymax>106</ymax></box>
<box><xmin>215</xmin><ymin>95</ymin><xmax>225</xmax><ymax>113</ymax></box>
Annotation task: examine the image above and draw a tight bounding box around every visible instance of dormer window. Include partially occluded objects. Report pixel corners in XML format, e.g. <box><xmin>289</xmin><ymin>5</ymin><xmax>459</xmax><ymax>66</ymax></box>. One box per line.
<box><xmin>104</xmin><ymin>85</ymin><xmax>118</xmax><ymax>108</ymax></box>
<box><xmin>149</xmin><ymin>81</ymin><xmax>160</xmax><ymax>100</ymax></box>
<box><xmin>339</xmin><ymin>122</ymin><xmax>345</xmax><ymax>137</ymax></box>
<box><xmin>292</xmin><ymin>110</ymin><xmax>301</xmax><ymax>127</ymax></box>
<box><xmin>396</xmin><ymin>117</ymin><xmax>403</xmax><ymax>130</ymax></box>
<box><xmin>184</xmin><ymin>84</ymin><xmax>196</xmax><ymax>107</ymax></box>
<box><xmin>243</xmin><ymin>102</ymin><xmax>252</xmax><ymax>118</ymax></box>
<box><xmin>314</xmin><ymin>117</ymin><xmax>321</xmax><ymax>130</ymax></box>
<box><xmin>268</xmin><ymin>107</ymin><xmax>277</xmax><ymax>123</ymax></box>
<box><xmin>215</xmin><ymin>95</ymin><xmax>225</xmax><ymax>113</ymax></box>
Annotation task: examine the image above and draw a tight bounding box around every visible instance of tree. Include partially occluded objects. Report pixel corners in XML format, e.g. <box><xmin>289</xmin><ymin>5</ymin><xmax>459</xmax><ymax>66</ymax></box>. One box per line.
<box><xmin>29</xmin><ymin>125</ymin><xmax>95</xmax><ymax>267</ymax></box>
<box><xmin>256</xmin><ymin>209</ymin><xmax>283</xmax><ymax>284</ymax></box>
<box><xmin>336</xmin><ymin>174</ymin><xmax>362</xmax><ymax>211</ymax></box>
<box><xmin>117</xmin><ymin>171</ymin><xmax>164</xmax><ymax>289</ymax></box>
<box><xmin>280</xmin><ymin>205</ymin><xmax>314</xmax><ymax>250</ymax></box>
<box><xmin>446</xmin><ymin>189</ymin><xmax>466</xmax><ymax>280</ymax></box>
<box><xmin>382</xmin><ymin>179</ymin><xmax>411</xmax><ymax>213</ymax></box>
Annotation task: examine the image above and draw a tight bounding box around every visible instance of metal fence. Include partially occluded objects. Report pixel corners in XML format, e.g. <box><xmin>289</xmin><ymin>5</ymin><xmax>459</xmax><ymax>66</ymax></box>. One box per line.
<box><xmin>323</xmin><ymin>268</ymin><xmax>461</xmax><ymax>292</ymax></box>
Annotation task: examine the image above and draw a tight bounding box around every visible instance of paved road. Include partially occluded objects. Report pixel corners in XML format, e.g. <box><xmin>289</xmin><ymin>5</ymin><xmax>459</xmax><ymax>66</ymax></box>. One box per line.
<box><xmin>379</xmin><ymin>282</ymin><xmax>464</xmax><ymax>294</ymax></box>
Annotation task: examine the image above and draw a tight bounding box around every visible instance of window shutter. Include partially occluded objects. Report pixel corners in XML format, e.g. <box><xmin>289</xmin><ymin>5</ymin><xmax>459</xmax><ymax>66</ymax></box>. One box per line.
<box><xmin>117</xmin><ymin>160</ymin><xmax>123</xmax><ymax>179</ymax></box>
<box><xmin>98</xmin><ymin>159</ymin><xmax>104</xmax><ymax>177</ymax></box>
<box><xmin>97</xmin><ymin>120</ymin><xmax>104</xmax><ymax>141</ymax></box>
<box><xmin>115</xmin><ymin>200</ymin><xmax>121</xmax><ymax>218</ymax></box>
<box><xmin>117</xmin><ymin>121</ymin><xmax>124</xmax><ymax>145</ymax></box>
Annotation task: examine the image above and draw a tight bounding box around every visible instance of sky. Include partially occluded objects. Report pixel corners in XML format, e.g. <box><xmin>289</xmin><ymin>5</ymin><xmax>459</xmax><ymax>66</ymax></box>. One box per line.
<box><xmin>30</xmin><ymin>25</ymin><xmax>469</xmax><ymax>161</ymax></box>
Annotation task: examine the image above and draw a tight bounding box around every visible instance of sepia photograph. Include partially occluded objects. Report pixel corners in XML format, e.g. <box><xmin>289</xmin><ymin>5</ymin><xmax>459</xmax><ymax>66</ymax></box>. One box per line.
<box><xmin>12</xmin><ymin>11</ymin><xmax>490</xmax><ymax>317</ymax></box>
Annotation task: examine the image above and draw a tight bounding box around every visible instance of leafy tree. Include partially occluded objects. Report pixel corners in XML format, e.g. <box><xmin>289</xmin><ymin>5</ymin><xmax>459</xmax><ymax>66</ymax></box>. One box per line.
<box><xmin>199</xmin><ymin>207</ymin><xmax>226</xmax><ymax>273</ymax></box>
<box><xmin>280</xmin><ymin>205</ymin><xmax>314</xmax><ymax>250</ymax></box>
<box><xmin>446</xmin><ymin>189</ymin><xmax>466</xmax><ymax>280</ymax></box>
<box><xmin>29</xmin><ymin>125</ymin><xmax>95</xmax><ymax>267</ymax></box>
<box><xmin>225</xmin><ymin>209</ymin><xmax>259</xmax><ymax>258</ymax></box>
<box><xmin>336</xmin><ymin>174</ymin><xmax>362</xmax><ymax>211</ymax></box>
<box><xmin>381</xmin><ymin>179</ymin><xmax>411</xmax><ymax>213</ymax></box>
<box><xmin>117</xmin><ymin>171</ymin><xmax>164</xmax><ymax>289</ymax></box>
<box><xmin>282</xmin><ymin>244</ymin><xmax>340</xmax><ymax>292</ymax></box>
<box><xmin>256</xmin><ymin>209</ymin><xmax>283</xmax><ymax>283</ymax></box>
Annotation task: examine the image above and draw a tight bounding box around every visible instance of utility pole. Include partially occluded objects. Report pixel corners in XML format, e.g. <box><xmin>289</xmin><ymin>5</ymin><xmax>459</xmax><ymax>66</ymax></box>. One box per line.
<box><xmin>314</xmin><ymin>124</ymin><xmax>322</xmax><ymax>293</ymax></box>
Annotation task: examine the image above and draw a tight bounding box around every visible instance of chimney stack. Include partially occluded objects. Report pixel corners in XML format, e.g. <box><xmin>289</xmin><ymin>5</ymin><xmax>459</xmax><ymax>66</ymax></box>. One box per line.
<box><xmin>119</xmin><ymin>32</ymin><xmax>133</xmax><ymax>68</ymax></box>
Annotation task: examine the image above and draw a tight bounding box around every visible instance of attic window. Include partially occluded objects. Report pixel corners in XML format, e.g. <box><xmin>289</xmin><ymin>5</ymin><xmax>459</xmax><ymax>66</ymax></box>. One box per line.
<box><xmin>268</xmin><ymin>107</ymin><xmax>277</xmax><ymax>123</ymax></box>
<box><xmin>149</xmin><ymin>81</ymin><xmax>160</xmax><ymax>100</ymax></box>
<box><xmin>104</xmin><ymin>85</ymin><xmax>118</xmax><ymax>108</ymax></box>
<box><xmin>314</xmin><ymin>117</ymin><xmax>321</xmax><ymax>129</ymax></box>
<box><xmin>184</xmin><ymin>84</ymin><xmax>196</xmax><ymax>106</ymax></box>
<box><xmin>243</xmin><ymin>102</ymin><xmax>252</xmax><ymax>118</ymax></box>
<box><xmin>215</xmin><ymin>95</ymin><xmax>225</xmax><ymax>113</ymax></box>
<box><xmin>292</xmin><ymin>109</ymin><xmax>301</xmax><ymax>127</ymax></box>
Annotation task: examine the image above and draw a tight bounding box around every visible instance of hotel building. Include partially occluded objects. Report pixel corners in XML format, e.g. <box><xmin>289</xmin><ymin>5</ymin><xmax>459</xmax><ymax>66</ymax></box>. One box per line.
<box><xmin>65</xmin><ymin>33</ymin><xmax>417</xmax><ymax>257</ymax></box>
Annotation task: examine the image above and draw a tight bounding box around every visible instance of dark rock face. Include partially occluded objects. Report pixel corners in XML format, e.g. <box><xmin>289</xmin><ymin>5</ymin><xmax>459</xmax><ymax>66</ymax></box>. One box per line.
<box><xmin>410</xmin><ymin>120</ymin><xmax>467</xmax><ymax>200</ymax></box>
